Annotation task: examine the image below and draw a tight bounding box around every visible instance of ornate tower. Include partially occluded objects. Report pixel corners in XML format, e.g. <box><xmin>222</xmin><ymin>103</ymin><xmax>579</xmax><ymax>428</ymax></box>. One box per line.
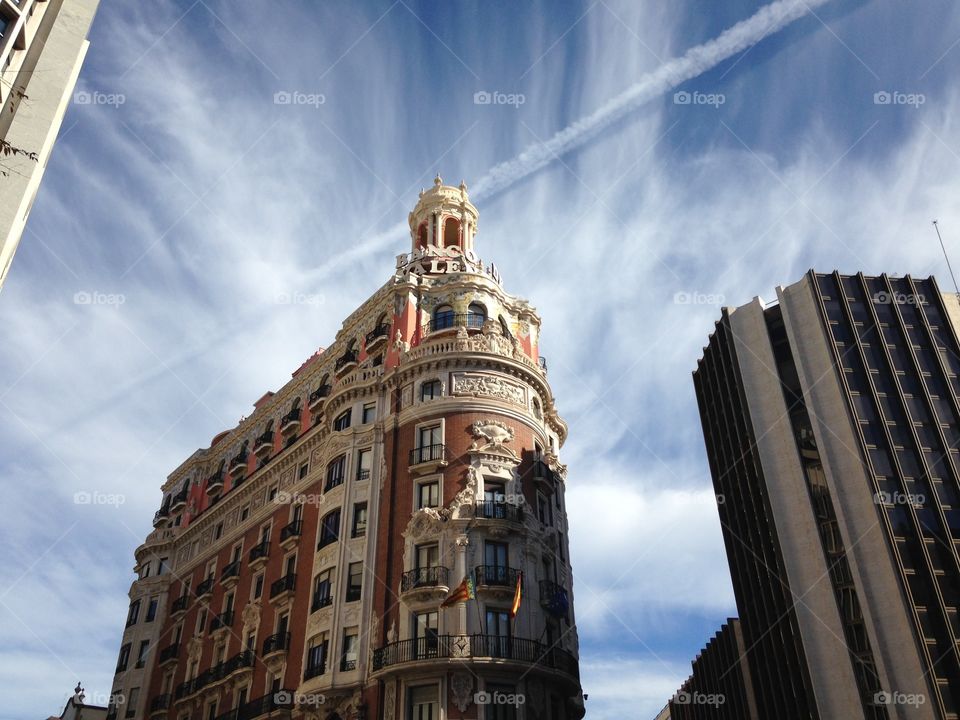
<box><xmin>106</xmin><ymin>179</ymin><xmax>583</xmax><ymax>720</ymax></box>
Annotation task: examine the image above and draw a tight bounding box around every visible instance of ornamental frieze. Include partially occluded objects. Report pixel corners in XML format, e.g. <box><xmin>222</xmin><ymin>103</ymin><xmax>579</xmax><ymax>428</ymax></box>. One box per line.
<box><xmin>452</xmin><ymin>372</ymin><xmax>526</xmax><ymax>406</ymax></box>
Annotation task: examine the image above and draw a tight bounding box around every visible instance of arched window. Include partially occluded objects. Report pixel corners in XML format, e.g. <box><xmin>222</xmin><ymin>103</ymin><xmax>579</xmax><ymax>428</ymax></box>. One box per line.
<box><xmin>318</xmin><ymin>508</ymin><xmax>342</xmax><ymax>549</ymax></box>
<box><xmin>443</xmin><ymin>217</ymin><xmax>460</xmax><ymax>247</ymax></box>
<box><xmin>417</xmin><ymin>223</ymin><xmax>428</xmax><ymax>248</ymax></box>
<box><xmin>433</xmin><ymin>305</ymin><xmax>455</xmax><ymax>331</ymax></box>
<box><xmin>467</xmin><ymin>303</ymin><xmax>486</xmax><ymax>329</ymax></box>
<box><xmin>533</xmin><ymin>397</ymin><xmax>542</xmax><ymax>420</ymax></box>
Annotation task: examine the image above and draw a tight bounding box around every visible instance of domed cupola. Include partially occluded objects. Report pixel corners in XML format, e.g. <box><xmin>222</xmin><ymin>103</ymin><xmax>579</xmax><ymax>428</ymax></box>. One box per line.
<box><xmin>408</xmin><ymin>174</ymin><xmax>479</xmax><ymax>254</ymax></box>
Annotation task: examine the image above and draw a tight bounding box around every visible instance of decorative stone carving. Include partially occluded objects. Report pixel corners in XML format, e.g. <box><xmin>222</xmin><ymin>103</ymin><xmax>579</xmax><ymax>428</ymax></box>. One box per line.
<box><xmin>241</xmin><ymin>601</ymin><xmax>261</xmax><ymax>632</ymax></box>
<box><xmin>384</xmin><ymin>679</ymin><xmax>396</xmax><ymax>720</ymax></box>
<box><xmin>446</xmin><ymin>468</ymin><xmax>479</xmax><ymax>519</ymax></box>
<box><xmin>387</xmin><ymin>620</ymin><xmax>397</xmax><ymax>644</ymax></box>
<box><xmin>402</xmin><ymin>507</ymin><xmax>444</xmax><ymax>539</ymax></box>
<box><xmin>187</xmin><ymin>636</ymin><xmax>203</xmax><ymax>662</ymax></box>
<box><xmin>469</xmin><ymin>420</ymin><xmax>513</xmax><ymax>449</ymax></box>
<box><xmin>451</xmin><ymin>672</ymin><xmax>474</xmax><ymax>711</ymax></box>
<box><xmin>393</xmin><ymin>330</ymin><xmax>409</xmax><ymax>355</ymax></box>
<box><xmin>453</xmin><ymin>373</ymin><xmax>526</xmax><ymax>406</ymax></box>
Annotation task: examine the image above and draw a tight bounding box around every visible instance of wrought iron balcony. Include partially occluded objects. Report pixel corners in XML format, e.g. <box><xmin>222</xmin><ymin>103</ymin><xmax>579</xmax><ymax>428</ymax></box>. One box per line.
<box><xmin>356</xmin><ymin>468</ymin><xmax>371</xmax><ymax>482</ymax></box>
<box><xmin>365</xmin><ymin>323</ymin><xmax>390</xmax><ymax>349</ymax></box>
<box><xmin>153</xmin><ymin>501</ymin><xmax>171</xmax><ymax>525</ymax></box>
<box><xmin>400</xmin><ymin>566</ymin><xmax>449</xmax><ymax>593</ymax></box>
<box><xmin>308</xmin><ymin>384</ymin><xmax>331</xmax><ymax>408</ymax></box>
<box><xmin>422</xmin><ymin>311</ymin><xmax>485</xmax><ymax>335</ymax></box>
<box><xmin>171</xmin><ymin>594</ymin><xmax>189</xmax><ymax>615</ymax></box>
<box><xmin>170</xmin><ymin>485</ymin><xmax>190</xmax><ymax>511</ymax></box>
<box><xmin>262</xmin><ymin>631</ymin><xmax>291</xmax><ymax>657</ymax></box>
<box><xmin>270</xmin><ymin>572</ymin><xmax>296</xmax><ymax>600</ymax></box>
<box><xmin>206</xmin><ymin>469</ymin><xmax>224</xmax><ymax>492</ymax></box>
<box><xmin>475</xmin><ymin>500</ymin><xmax>524</xmax><ymax>523</ymax></box>
<box><xmin>232</xmin><ymin>690</ymin><xmax>294</xmax><ymax>718</ymax></box>
<box><xmin>304</xmin><ymin>660</ymin><xmax>326</xmax><ymax>680</ymax></box>
<box><xmin>409</xmin><ymin>443</ymin><xmax>446</xmax><ymax>467</ymax></box>
<box><xmin>221</xmin><ymin>558</ymin><xmax>241</xmax><ymax>584</ymax></box>
<box><xmin>335</xmin><ymin>350</ymin><xmax>358</xmax><ymax>372</ymax></box>
<box><xmin>149</xmin><ymin>694</ymin><xmax>170</xmax><ymax>713</ymax></box>
<box><xmin>324</xmin><ymin>472</ymin><xmax>344</xmax><ymax>492</ymax></box>
<box><xmin>195</xmin><ymin>577</ymin><xmax>214</xmax><ymax>598</ymax></box>
<box><xmin>340</xmin><ymin>657</ymin><xmax>357</xmax><ymax>672</ymax></box>
<box><xmin>228</xmin><ymin>451</ymin><xmax>248</xmax><ymax>476</ymax></box>
<box><xmin>372</xmin><ymin>634</ymin><xmax>578</xmax><ymax>677</ymax></box>
<box><xmin>158</xmin><ymin>642</ymin><xmax>179</xmax><ymax>665</ymax></box>
<box><xmin>311</xmin><ymin>593</ymin><xmax>333</xmax><ymax>613</ymax></box>
<box><xmin>248</xmin><ymin>539</ymin><xmax>270</xmax><ymax>566</ymax></box>
<box><xmin>280</xmin><ymin>407</ymin><xmax>301</xmax><ymax>433</ymax></box>
<box><xmin>174</xmin><ymin>651</ymin><xmax>255</xmax><ymax>700</ymax></box>
<box><xmin>279</xmin><ymin>520</ymin><xmax>302</xmax><ymax>546</ymax></box>
<box><xmin>210</xmin><ymin>610</ymin><xmax>234</xmax><ymax>632</ymax></box>
<box><xmin>253</xmin><ymin>431</ymin><xmax>273</xmax><ymax>456</ymax></box>
<box><xmin>474</xmin><ymin>565</ymin><xmax>522</xmax><ymax>588</ymax></box>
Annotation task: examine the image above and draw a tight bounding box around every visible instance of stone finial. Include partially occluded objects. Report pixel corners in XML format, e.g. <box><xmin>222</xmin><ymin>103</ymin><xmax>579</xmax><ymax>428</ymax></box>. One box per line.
<box><xmin>434</xmin><ymin>173</ymin><xmax>442</xmax><ymax>186</ymax></box>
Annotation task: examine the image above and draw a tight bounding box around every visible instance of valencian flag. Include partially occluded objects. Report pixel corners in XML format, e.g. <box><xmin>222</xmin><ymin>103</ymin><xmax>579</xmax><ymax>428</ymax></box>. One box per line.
<box><xmin>509</xmin><ymin>572</ymin><xmax>523</xmax><ymax>618</ymax></box>
<box><xmin>440</xmin><ymin>576</ymin><xmax>475</xmax><ymax>607</ymax></box>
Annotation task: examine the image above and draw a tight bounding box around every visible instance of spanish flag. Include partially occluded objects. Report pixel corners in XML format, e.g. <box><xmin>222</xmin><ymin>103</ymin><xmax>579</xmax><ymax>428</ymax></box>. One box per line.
<box><xmin>509</xmin><ymin>572</ymin><xmax>522</xmax><ymax>618</ymax></box>
<box><xmin>441</xmin><ymin>576</ymin><xmax>475</xmax><ymax>607</ymax></box>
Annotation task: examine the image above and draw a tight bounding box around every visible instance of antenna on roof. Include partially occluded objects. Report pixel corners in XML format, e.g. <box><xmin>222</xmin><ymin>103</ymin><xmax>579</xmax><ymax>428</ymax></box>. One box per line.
<box><xmin>933</xmin><ymin>220</ymin><xmax>960</xmax><ymax>299</ymax></box>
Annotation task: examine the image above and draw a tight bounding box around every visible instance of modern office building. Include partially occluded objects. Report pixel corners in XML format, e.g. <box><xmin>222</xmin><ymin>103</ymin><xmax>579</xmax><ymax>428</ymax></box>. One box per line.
<box><xmin>666</xmin><ymin>619</ymin><xmax>758</xmax><ymax>720</ymax></box>
<box><xmin>106</xmin><ymin>178</ymin><xmax>584</xmax><ymax>720</ymax></box>
<box><xmin>0</xmin><ymin>0</ymin><xmax>99</xmax><ymax>291</ymax></box>
<box><xmin>686</xmin><ymin>271</ymin><xmax>960</xmax><ymax>720</ymax></box>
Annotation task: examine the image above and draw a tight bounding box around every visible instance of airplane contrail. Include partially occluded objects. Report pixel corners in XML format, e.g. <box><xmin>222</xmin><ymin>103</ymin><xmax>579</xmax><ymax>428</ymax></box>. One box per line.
<box><xmin>312</xmin><ymin>0</ymin><xmax>833</xmax><ymax>275</ymax></box>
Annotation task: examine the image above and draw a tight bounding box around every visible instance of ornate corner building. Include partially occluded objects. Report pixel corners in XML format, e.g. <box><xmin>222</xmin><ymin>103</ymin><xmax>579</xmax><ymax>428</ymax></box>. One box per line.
<box><xmin>106</xmin><ymin>178</ymin><xmax>585</xmax><ymax>720</ymax></box>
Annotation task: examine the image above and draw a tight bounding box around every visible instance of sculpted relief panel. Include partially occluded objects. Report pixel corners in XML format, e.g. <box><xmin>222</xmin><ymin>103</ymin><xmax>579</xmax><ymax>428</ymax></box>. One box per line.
<box><xmin>452</xmin><ymin>373</ymin><xmax>526</xmax><ymax>406</ymax></box>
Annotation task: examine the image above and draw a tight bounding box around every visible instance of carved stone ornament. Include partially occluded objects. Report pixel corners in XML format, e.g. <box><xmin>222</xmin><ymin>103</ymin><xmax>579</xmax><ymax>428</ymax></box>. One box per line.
<box><xmin>451</xmin><ymin>672</ymin><xmax>474</xmax><ymax>711</ymax></box>
<box><xmin>469</xmin><ymin>420</ymin><xmax>514</xmax><ymax>448</ymax></box>
<box><xmin>393</xmin><ymin>329</ymin><xmax>409</xmax><ymax>354</ymax></box>
<box><xmin>187</xmin><ymin>636</ymin><xmax>203</xmax><ymax>662</ymax></box>
<box><xmin>446</xmin><ymin>467</ymin><xmax>479</xmax><ymax>519</ymax></box>
<box><xmin>402</xmin><ymin>507</ymin><xmax>445</xmax><ymax>539</ymax></box>
<box><xmin>241</xmin><ymin>601</ymin><xmax>261</xmax><ymax>631</ymax></box>
<box><xmin>453</xmin><ymin>373</ymin><xmax>526</xmax><ymax>406</ymax></box>
<box><xmin>384</xmin><ymin>679</ymin><xmax>397</xmax><ymax>720</ymax></box>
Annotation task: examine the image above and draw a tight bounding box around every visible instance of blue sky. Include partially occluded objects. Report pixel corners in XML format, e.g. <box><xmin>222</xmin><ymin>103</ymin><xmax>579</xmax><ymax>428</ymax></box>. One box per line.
<box><xmin>2</xmin><ymin>0</ymin><xmax>960</xmax><ymax>718</ymax></box>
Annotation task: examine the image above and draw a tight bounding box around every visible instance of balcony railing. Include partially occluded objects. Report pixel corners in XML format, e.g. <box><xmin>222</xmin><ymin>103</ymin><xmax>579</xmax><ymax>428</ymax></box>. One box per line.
<box><xmin>324</xmin><ymin>472</ymin><xmax>344</xmax><ymax>492</ymax></box>
<box><xmin>270</xmin><ymin>573</ymin><xmax>296</xmax><ymax>599</ymax></box>
<box><xmin>174</xmin><ymin>650</ymin><xmax>255</xmax><ymax>699</ymax></box>
<box><xmin>311</xmin><ymin>593</ymin><xmax>333</xmax><ymax>613</ymax></box>
<box><xmin>211</xmin><ymin>689</ymin><xmax>292</xmax><ymax>720</ymax></box>
<box><xmin>280</xmin><ymin>407</ymin><xmax>301</xmax><ymax>431</ymax></box>
<box><xmin>409</xmin><ymin>443</ymin><xmax>446</xmax><ymax>466</ymax></box>
<box><xmin>171</xmin><ymin>594</ymin><xmax>189</xmax><ymax>614</ymax></box>
<box><xmin>366</xmin><ymin>323</ymin><xmax>390</xmax><ymax>347</ymax></box>
<box><xmin>335</xmin><ymin>350</ymin><xmax>358</xmax><ymax>372</ymax></box>
<box><xmin>262</xmin><ymin>631</ymin><xmax>291</xmax><ymax>656</ymax></box>
<box><xmin>401</xmin><ymin>566</ymin><xmax>449</xmax><ymax>593</ymax></box>
<box><xmin>158</xmin><ymin>642</ymin><xmax>179</xmax><ymax>665</ymax></box>
<box><xmin>195</xmin><ymin>577</ymin><xmax>214</xmax><ymax>597</ymax></box>
<box><xmin>340</xmin><ymin>657</ymin><xmax>358</xmax><ymax>672</ymax></box>
<box><xmin>248</xmin><ymin>540</ymin><xmax>269</xmax><ymax>565</ymax></box>
<box><xmin>229</xmin><ymin>451</ymin><xmax>248</xmax><ymax>475</ymax></box>
<box><xmin>475</xmin><ymin>565</ymin><xmax>522</xmax><ymax>588</ymax></box>
<box><xmin>372</xmin><ymin>634</ymin><xmax>578</xmax><ymax>677</ymax></box>
<box><xmin>210</xmin><ymin>610</ymin><xmax>234</xmax><ymax>632</ymax></box>
<box><xmin>308</xmin><ymin>384</ymin><xmax>331</xmax><ymax>407</ymax></box>
<box><xmin>254</xmin><ymin>430</ymin><xmax>273</xmax><ymax>454</ymax></box>
<box><xmin>221</xmin><ymin>558</ymin><xmax>241</xmax><ymax>582</ymax></box>
<box><xmin>170</xmin><ymin>485</ymin><xmax>190</xmax><ymax>510</ymax></box>
<box><xmin>475</xmin><ymin>500</ymin><xmax>524</xmax><ymax>522</ymax></box>
<box><xmin>153</xmin><ymin>502</ymin><xmax>171</xmax><ymax>525</ymax></box>
<box><xmin>304</xmin><ymin>660</ymin><xmax>326</xmax><ymax>680</ymax></box>
<box><xmin>206</xmin><ymin>469</ymin><xmax>224</xmax><ymax>490</ymax></box>
<box><xmin>280</xmin><ymin>520</ymin><xmax>302</xmax><ymax>544</ymax></box>
<box><xmin>421</xmin><ymin>311</ymin><xmax>485</xmax><ymax>335</ymax></box>
<box><xmin>356</xmin><ymin>468</ymin><xmax>371</xmax><ymax>482</ymax></box>
<box><xmin>149</xmin><ymin>694</ymin><xmax>171</xmax><ymax>713</ymax></box>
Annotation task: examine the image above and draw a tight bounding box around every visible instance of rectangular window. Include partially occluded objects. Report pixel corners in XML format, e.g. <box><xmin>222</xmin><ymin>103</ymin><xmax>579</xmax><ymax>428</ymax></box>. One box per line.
<box><xmin>318</xmin><ymin>509</ymin><xmax>341</xmax><ymax>549</ymax></box>
<box><xmin>214</xmin><ymin>522</ymin><xmax>223</xmax><ymax>540</ymax></box>
<box><xmin>325</xmin><ymin>455</ymin><xmax>346</xmax><ymax>491</ymax></box>
<box><xmin>312</xmin><ymin>569</ymin><xmax>333</xmax><ymax>611</ymax></box>
<box><xmin>268</xmin><ymin>485</ymin><xmax>278</xmax><ymax>502</ymax></box>
<box><xmin>299</xmin><ymin>462</ymin><xmax>309</xmax><ymax>480</ymax></box>
<box><xmin>346</xmin><ymin>562</ymin><xmax>362</xmax><ymax>602</ymax></box>
<box><xmin>196</xmin><ymin>609</ymin><xmax>207</xmax><ymax>635</ymax></box>
<box><xmin>240</xmin><ymin>504</ymin><xmax>250</xmax><ymax>522</ymax></box>
<box><xmin>413</xmin><ymin>611</ymin><xmax>439</xmax><ymax>656</ymax></box>
<box><xmin>126</xmin><ymin>599</ymin><xmax>141</xmax><ymax>627</ymax></box>
<box><xmin>362</xmin><ymin>403</ymin><xmax>376</xmax><ymax>424</ymax></box>
<box><xmin>306</xmin><ymin>635</ymin><xmax>328</xmax><ymax>677</ymax></box>
<box><xmin>341</xmin><ymin>629</ymin><xmax>359</xmax><ymax>671</ymax></box>
<box><xmin>356</xmin><ymin>448</ymin><xmax>372</xmax><ymax>481</ymax></box>
<box><xmin>333</xmin><ymin>409</ymin><xmax>352</xmax><ymax>431</ymax></box>
<box><xmin>420</xmin><ymin>379</ymin><xmax>442</xmax><ymax>401</ymax></box>
<box><xmin>408</xmin><ymin>685</ymin><xmax>439</xmax><ymax>720</ymax></box>
<box><xmin>146</xmin><ymin>597</ymin><xmax>159</xmax><ymax>622</ymax></box>
<box><xmin>416</xmin><ymin>543</ymin><xmax>439</xmax><ymax>569</ymax></box>
<box><xmin>352</xmin><ymin>503</ymin><xmax>368</xmax><ymax>538</ymax></box>
<box><xmin>417</xmin><ymin>480</ymin><xmax>440</xmax><ymax>509</ymax></box>
<box><xmin>418</xmin><ymin>424</ymin><xmax>441</xmax><ymax>448</ymax></box>
<box><xmin>136</xmin><ymin>640</ymin><xmax>150</xmax><ymax>668</ymax></box>
<box><xmin>125</xmin><ymin>688</ymin><xmax>140</xmax><ymax>719</ymax></box>
<box><xmin>116</xmin><ymin>643</ymin><xmax>131</xmax><ymax>672</ymax></box>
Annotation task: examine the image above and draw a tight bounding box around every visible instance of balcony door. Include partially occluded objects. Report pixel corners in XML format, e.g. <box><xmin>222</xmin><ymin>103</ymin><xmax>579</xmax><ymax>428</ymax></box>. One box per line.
<box><xmin>485</xmin><ymin>609</ymin><xmax>511</xmax><ymax>658</ymax></box>
<box><xmin>415</xmin><ymin>544</ymin><xmax>440</xmax><ymax>587</ymax></box>
<box><xmin>485</xmin><ymin>482</ymin><xmax>506</xmax><ymax>518</ymax></box>
<box><xmin>414</xmin><ymin>610</ymin><xmax>438</xmax><ymax>658</ymax></box>
<box><xmin>484</xmin><ymin>541</ymin><xmax>509</xmax><ymax>584</ymax></box>
<box><xmin>418</xmin><ymin>425</ymin><xmax>441</xmax><ymax>452</ymax></box>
